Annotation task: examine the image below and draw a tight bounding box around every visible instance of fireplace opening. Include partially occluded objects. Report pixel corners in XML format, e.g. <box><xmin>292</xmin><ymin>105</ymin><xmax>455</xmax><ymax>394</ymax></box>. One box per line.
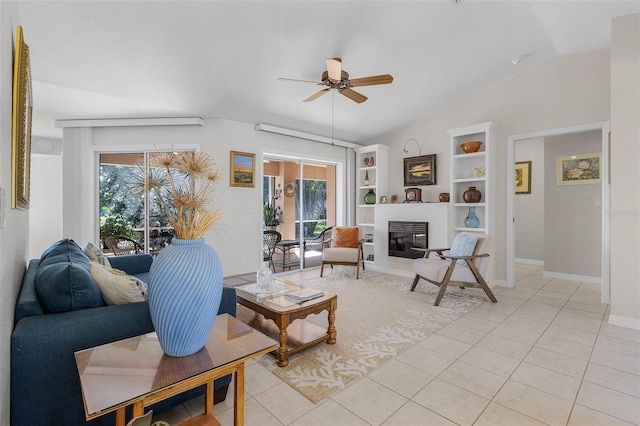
<box><xmin>388</xmin><ymin>221</ymin><xmax>428</xmax><ymax>259</ymax></box>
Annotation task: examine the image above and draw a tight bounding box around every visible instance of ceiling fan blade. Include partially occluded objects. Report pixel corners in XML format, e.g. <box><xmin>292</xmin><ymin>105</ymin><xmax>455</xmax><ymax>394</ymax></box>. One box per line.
<box><xmin>303</xmin><ymin>88</ymin><xmax>329</xmax><ymax>102</ymax></box>
<box><xmin>348</xmin><ymin>74</ymin><xmax>394</xmax><ymax>87</ymax></box>
<box><xmin>340</xmin><ymin>88</ymin><xmax>368</xmax><ymax>103</ymax></box>
<box><xmin>278</xmin><ymin>77</ymin><xmax>325</xmax><ymax>85</ymax></box>
<box><xmin>326</xmin><ymin>58</ymin><xmax>342</xmax><ymax>81</ymax></box>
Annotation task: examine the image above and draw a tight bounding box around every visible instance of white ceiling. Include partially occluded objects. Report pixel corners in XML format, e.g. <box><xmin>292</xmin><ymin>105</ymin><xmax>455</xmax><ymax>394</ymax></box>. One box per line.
<box><xmin>19</xmin><ymin>0</ymin><xmax>640</xmax><ymax>144</ymax></box>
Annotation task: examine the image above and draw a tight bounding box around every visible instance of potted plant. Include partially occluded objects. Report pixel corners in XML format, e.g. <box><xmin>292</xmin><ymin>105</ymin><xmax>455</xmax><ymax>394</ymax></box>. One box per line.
<box><xmin>263</xmin><ymin>184</ymin><xmax>283</xmax><ymax>229</ymax></box>
<box><xmin>132</xmin><ymin>150</ymin><xmax>225</xmax><ymax>357</ymax></box>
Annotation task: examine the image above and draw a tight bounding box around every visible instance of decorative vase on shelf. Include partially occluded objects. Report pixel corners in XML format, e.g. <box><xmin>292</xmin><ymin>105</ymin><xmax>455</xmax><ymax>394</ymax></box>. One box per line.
<box><xmin>364</xmin><ymin>189</ymin><xmax>376</xmax><ymax>204</ymax></box>
<box><xmin>464</xmin><ymin>207</ymin><xmax>480</xmax><ymax>228</ymax></box>
<box><xmin>463</xmin><ymin>186</ymin><xmax>482</xmax><ymax>203</ymax></box>
<box><xmin>149</xmin><ymin>238</ymin><xmax>223</xmax><ymax>357</ymax></box>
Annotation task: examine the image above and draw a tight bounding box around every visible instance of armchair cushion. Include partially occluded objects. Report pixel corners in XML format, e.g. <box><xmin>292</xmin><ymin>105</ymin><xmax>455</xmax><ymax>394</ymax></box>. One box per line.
<box><xmin>334</xmin><ymin>227</ymin><xmax>359</xmax><ymax>248</ymax></box>
<box><xmin>322</xmin><ymin>247</ymin><xmax>361</xmax><ymax>263</ymax></box>
<box><xmin>414</xmin><ymin>258</ymin><xmax>478</xmax><ymax>283</ymax></box>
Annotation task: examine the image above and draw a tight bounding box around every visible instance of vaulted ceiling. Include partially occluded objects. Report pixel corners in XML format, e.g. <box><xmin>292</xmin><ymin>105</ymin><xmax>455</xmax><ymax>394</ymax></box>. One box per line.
<box><xmin>19</xmin><ymin>1</ymin><xmax>640</xmax><ymax>144</ymax></box>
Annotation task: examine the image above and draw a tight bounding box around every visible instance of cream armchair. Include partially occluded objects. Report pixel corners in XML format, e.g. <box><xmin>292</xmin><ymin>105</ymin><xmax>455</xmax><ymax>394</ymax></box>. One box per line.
<box><xmin>320</xmin><ymin>226</ymin><xmax>364</xmax><ymax>279</ymax></box>
<box><xmin>411</xmin><ymin>232</ymin><xmax>497</xmax><ymax>306</ymax></box>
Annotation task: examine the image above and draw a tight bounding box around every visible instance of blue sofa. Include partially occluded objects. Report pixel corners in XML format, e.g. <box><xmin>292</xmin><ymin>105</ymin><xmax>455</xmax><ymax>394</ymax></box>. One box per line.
<box><xmin>11</xmin><ymin>243</ymin><xmax>236</xmax><ymax>426</ymax></box>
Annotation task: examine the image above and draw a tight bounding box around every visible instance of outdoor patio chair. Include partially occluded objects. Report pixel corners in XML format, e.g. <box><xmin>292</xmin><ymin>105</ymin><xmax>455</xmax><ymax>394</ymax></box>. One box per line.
<box><xmin>263</xmin><ymin>230</ymin><xmax>282</xmax><ymax>272</ymax></box>
<box><xmin>104</xmin><ymin>235</ymin><xmax>144</xmax><ymax>256</ymax></box>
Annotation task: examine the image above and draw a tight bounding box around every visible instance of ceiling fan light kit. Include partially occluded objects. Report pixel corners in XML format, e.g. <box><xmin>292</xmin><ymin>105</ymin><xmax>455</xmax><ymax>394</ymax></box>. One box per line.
<box><xmin>280</xmin><ymin>57</ymin><xmax>393</xmax><ymax>104</ymax></box>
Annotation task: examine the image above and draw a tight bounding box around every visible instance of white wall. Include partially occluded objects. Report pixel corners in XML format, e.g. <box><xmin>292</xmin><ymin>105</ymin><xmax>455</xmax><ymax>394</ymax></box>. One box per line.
<box><xmin>29</xmin><ymin>155</ymin><xmax>63</xmax><ymax>259</ymax></box>
<box><xmin>0</xmin><ymin>4</ymin><xmax>29</xmax><ymax>424</ymax></box>
<box><xmin>515</xmin><ymin>138</ymin><xmax>544</xmax><ymax>263</ymax></box>
<box><xmin>61</xmin><ymin>119</ymin><xmax>350</xmax><ymax>277</ymax></box>
<box><xmin>369</xmin><ymin>48</ymin><xmax>611</xmax><ymax>287</ymax></box>
<box><xmin>610</xmin><ymin>13</ymin><xmax>640</xmax><ymax>329</ymax></box>
<box><xmin>544</xmin><ymin>131</ymin><xmax>602</xmax><ymax>280</ymax></box>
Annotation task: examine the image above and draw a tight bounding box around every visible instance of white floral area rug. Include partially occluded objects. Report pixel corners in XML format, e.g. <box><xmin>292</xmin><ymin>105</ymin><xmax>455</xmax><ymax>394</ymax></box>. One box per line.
<box><xmin>249</xmin><ymin>268</ymin><xmax>485</xmax><ymax>404</ymax></box>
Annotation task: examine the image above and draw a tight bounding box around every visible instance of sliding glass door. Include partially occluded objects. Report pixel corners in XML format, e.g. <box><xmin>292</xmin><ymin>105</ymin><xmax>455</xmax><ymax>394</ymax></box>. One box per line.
<box><xmin>99</xmin><ymin>150</ymin><xmax>193</xmax><ymax>255</ymax></box>
<box><xmin>263</xmin><ymin>157</ymin><xmax>336</xmax><ymax>272</ymax></box>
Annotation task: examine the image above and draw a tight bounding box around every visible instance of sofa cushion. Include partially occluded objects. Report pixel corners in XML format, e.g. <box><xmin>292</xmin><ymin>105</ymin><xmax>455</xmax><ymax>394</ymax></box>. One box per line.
<box><xmin>90</xmin><ymin>262</ymin><xmax>148</xmax><ymax>305</ymax></box>
<box><xmin>34</xmin><ymin>239</ymin><xmax>105</xmax><ymax>313</ymax></box>
<box><xmin>83</xmin><ymin>242</ymin><xmax>111</xmax><ymax>267</ymax></box>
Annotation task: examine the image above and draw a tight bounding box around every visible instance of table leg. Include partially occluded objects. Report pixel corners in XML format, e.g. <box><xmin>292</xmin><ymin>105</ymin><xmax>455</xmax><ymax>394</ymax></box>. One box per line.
<box><xmin>327</xmin><ymin>300</ymin><xmax>337</xmax><ymax>344</ymax></box>
<box><xmin>234</xmin><ymin>363</ymin><xmax>245</xmax><ymax>426</ymax></box>
<box><xmin>277</xmin><ymin>326</ymin><xmax>290</xmax><ymax>367</ymax></box>
<box><xmin>205</xmin><ymin>381</ymin><xmax>214</xmax><ymax>416</ymax></box>
<box><xmin>115</xmin><ymin>407</ymin><xmax>126</xmax><ymax>426</ymax></box>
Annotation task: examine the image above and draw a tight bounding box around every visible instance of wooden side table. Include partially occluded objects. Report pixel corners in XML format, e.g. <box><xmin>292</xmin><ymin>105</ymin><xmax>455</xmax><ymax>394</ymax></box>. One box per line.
<box><xmin>75</xmin><ymin>314</ymin><xmax>277</xmax><ymax>426</ymax></box>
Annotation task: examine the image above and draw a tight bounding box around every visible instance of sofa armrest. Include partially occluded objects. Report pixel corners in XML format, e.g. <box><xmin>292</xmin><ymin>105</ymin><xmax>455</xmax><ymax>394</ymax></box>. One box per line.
<box><xmin>108</xmin><ymin>254</ymin><xmax>153</xmax><ymax>275</ymax></box>
<box><xmin>11</xmin><ymin>302</ymin><xmax>155</xmax><ymax>425</ymax></box>
<box><xmin>11</xmin><ymin>286</ymin><xmax>237</xmax><ymax>426</ymax></box>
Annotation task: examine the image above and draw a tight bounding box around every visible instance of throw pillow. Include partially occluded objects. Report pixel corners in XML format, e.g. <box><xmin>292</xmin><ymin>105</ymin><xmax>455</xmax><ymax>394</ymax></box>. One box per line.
<box><xmin>334</xmin><ymin>227</ymin><xmax>359</xmax><ymax>248</ymax></box>
<box><xmin>84</xmin><ymin>242</ymin><xmax>111</xmax><ymax>267</ymax></box>
<box><xmin>89</xmin><ymin>262</ymin><xmax>148</xmax><ymax>305</ymax></box>
<box><xmin>35</xmin><ymin>239</ymin><xmax>105</xmax><ymax>313</ymax></box>
<box><xmin>448</xmin><ymin>234</ymin><xmax>479</xmax><ymax>266</ymax></box>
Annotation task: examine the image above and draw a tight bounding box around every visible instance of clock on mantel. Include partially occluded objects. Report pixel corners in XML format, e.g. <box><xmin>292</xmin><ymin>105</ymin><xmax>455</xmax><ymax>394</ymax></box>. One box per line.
<box><xmin>404</xmin><ymin>187</ymin><xmax>422</xmax><ymax>203</ymax></box>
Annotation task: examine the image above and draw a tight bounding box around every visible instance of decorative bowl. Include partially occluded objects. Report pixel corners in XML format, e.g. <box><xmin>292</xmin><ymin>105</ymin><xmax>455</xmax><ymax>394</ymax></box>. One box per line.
<box><xmin>460</xmin><ymin>141</ymin><xmax>483</xmax><ymax>153</ymax></box>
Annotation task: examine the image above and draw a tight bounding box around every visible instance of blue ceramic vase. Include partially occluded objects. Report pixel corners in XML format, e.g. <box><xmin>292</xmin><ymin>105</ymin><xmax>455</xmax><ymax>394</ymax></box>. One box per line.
<box><xmin>464</xmin><ymin>207</ymin><xmax>480</xmax><ymax>228</ymax></box>
<box><xmin>149</xmin><ymin>238</ymin><xmax>223</xmax><ymax>357</ymax></box>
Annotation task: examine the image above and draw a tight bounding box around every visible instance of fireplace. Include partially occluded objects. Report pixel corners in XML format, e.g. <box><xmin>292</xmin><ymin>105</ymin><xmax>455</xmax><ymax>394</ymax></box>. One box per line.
<box><xmin>388</xmin><ymin>221</ymin><xmax>428</xmax><ymax>259</ymax></box>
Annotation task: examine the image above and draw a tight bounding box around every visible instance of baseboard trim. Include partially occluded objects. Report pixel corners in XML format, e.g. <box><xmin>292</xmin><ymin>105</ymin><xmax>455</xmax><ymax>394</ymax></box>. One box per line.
<box><xmin>543</xmin><ymin>271</ymin><xmax>601</xmax><ymax>285</ymax></box>
<box><xmin>515</xmin><ymin>259</ymin><xmax>544</xmax><ymax>266</ymax></box>
<box><xmin>495</xmin><ymin>279</ymin><xmax>511</xmax><ymax>288</ymax></box>
<box><xmin>608</xmin><ymin>314</ymin><xmax>640</xmax><ymax>331</ymax></box>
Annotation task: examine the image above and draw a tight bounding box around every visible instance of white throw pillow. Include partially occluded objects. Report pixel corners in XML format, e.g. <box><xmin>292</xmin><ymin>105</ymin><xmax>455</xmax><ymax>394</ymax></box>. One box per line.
<box><xmin>89</xmin><ymin>262</ymin><xmax>148</xmax><ymax>305</ymax></box>
<box><xmin>84</xmin><ymin>242</ymin><xmax>111</xmax><ymax>267</ymax></box>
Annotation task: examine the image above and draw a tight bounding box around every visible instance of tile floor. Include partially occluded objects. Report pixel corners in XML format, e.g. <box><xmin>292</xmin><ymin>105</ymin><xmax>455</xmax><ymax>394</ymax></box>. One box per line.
<box><xmin>154</xmin><ymin>264</ymin><xmax>640</xmax><ymax>426</ymax></box>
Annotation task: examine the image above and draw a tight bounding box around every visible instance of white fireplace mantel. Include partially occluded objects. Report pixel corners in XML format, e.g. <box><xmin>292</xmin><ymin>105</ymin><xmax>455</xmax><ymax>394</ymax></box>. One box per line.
<box><xmin>372</xmin><ymin>202</ymin><xmax>452</xmax><ymax>274</ymax></box>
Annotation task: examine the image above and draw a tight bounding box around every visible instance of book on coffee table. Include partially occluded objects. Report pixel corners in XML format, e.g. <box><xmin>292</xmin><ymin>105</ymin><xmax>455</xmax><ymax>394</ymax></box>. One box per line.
<box><xmin>284</xmin><ymin>288</ymin><xmax>324</xmax><ymax>303</ymax></box>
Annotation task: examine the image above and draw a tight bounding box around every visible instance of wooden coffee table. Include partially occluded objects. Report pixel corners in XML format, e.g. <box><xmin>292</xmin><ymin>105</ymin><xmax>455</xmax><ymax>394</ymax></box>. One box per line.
<box><xmin>235</xmin><ymin>280</ymin><xmax>337</xmax><ymax>367</ymax></box>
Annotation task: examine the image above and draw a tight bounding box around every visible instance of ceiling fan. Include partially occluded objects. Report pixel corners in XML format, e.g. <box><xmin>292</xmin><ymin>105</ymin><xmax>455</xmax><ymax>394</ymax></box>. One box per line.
<box><xmin>278</xmin><ymin>58</ymin><xmax>393</xmax><ymax>104</ymax></box>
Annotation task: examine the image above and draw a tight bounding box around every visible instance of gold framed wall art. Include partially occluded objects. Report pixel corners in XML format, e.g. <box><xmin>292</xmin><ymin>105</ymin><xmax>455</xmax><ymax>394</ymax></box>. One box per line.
<box><xmin>515</xmin><ymin>161</ymin><xmax>531</xmax><ymax>194</ymax></box>
<box><xmin>230</xmin><ymin>151</ymin><xmax>256</xmax><ymax>187</ymax></box>
<box><xmin>12</xmin><ymin>25</ymin><xmax>33</xmax><ymax>210</ymax></box>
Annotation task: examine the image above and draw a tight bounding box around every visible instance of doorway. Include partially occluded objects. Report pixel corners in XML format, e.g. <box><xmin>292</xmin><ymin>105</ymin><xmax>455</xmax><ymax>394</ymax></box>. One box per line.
<box><xmin>506</xmin><ymin>122</ymin><xmax>610</xmax><ymax>303</ymax></box>
<box><xmin>263</xmin><ymin>156</ymin><xmax>337</xmax><ymax>272</ymax></box>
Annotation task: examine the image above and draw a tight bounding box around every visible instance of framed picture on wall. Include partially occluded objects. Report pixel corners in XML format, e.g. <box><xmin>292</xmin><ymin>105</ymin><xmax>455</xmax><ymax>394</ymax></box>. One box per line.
<box><xmin>403</xmin><ymin>154</ymin><xmax>436</xmax><ymax>186</ymax></box>
<box><xmin>556</xmin><ymin>152</ymin><xmax>602</xmax><ymax>186</ymax></box>
<box><xmin>11</xmin><ymin>25</ymin><xmax>33</xmax><ymax>210</ymax></box>
<box><xmin>515</xmin><ymin>161</ymin><xmax>531</xmax><ymax>194</ymax></box>
<box><xmin>230</xmin><ymin>151</ymin><xmax>256</xmax><ymax>187</ymax></box>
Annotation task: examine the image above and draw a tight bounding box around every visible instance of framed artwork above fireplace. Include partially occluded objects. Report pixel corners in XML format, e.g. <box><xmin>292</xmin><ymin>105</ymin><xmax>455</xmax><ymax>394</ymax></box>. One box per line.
<box><xmin>403</xmin><ymin>154</ymin><xmax>436</xmax><ymax>186</ymax></box>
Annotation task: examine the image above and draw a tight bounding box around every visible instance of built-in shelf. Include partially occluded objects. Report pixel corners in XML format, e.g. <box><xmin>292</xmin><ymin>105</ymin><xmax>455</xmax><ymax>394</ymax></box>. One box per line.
<box><xmin>448</xmin><ymin>122</ymin><xmax>495</xmax><ymax>240</ymax></box>
<box><xmin>355</xmin><ymin>144</ymin><xmax>389</xmax><ymax>264</ymax></box>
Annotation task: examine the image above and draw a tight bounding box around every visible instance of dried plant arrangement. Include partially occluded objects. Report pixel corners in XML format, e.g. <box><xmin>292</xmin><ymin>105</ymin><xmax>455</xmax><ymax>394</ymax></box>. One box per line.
<box><xmin>132</xmin><ymin>150</ymin><xmax>223</xmax><ymax>240</ymax></box>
